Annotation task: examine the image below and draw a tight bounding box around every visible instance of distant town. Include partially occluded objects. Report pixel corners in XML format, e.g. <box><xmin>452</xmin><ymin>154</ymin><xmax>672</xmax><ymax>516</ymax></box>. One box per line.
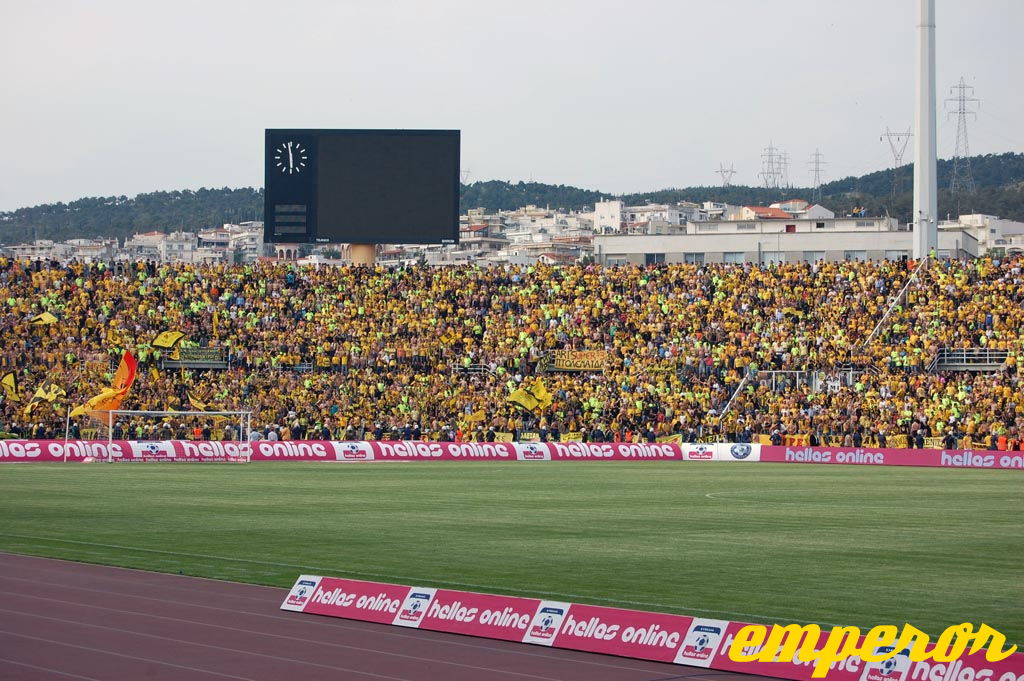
<box><xmin>5</xmin><ymin>198</ymin><xmax>1023</xmax><ymax>267</ymax></box>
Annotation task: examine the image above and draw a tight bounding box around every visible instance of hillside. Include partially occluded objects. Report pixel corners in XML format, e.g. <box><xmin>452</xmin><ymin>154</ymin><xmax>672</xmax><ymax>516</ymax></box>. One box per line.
<box><xmin>1</xmin><ymin>153</ymin><xmax>1022</xmax><ymax>243</ymax></box>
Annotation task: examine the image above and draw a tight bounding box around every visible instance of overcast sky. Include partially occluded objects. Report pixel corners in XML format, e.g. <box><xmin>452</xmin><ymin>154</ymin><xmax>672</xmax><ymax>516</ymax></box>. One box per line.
<box><xmin>1</xmin><ymin>0</ymin><xmax>1021</xmax><ymax>211</ymax></box>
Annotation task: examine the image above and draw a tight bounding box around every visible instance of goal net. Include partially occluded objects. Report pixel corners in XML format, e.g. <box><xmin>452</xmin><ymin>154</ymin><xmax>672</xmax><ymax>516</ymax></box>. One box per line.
<box><xmin>98</xmin><ymin>410</ymin><xmax>254</xmax><ymax>463</ymax></box>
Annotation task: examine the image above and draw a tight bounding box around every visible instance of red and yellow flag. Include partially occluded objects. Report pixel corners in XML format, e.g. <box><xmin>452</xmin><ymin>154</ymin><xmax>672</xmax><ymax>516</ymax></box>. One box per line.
<box><xmin>70</xmin><ymin>351</ymin><xmax>137</xmax><ymax>420</ymax></box>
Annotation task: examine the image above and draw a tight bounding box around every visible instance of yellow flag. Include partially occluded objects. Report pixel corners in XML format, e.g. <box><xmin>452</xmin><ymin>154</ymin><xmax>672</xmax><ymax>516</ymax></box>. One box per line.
<box><xmin>149</xmin><ymin>367</ymin><xmax>160</xmax><ymax>382</ymax></box>
<box><xmin>188</xmin><ymin>392</ymin><xmax>208</xmax><ymax>411</ymax></box>
<box><xmin>70</xmin><ymin>351</ymin><xmax>135</xmax><ymax>420</ymax></box>
<box><xmin>42</xmin><ymin>383</ymin><xmax>66</xmax><ymax>401</ymax></box>
<box><xmin>188</xmin><ymin>392</ymin><xmax>226</xmax><ymax>423</ymax></box>
<box><xmin>465</xmin><ymin>409</ymin><xmax>486</xmax><ymax>423</ymax></box>
<box><xmin>23</xmin><ymin>382</ymin><xmax>65</xmax><ymax>416</ymax></box>
<box><xmin>527</xmin><ymin>378</ymin><xmax>553</xmax><ymax>410</ymax></box>
<box><xmin>70</xmin><ymin>386</ymin><xmax>126</xmax><ymax>419</ymax></box>
<box><xmin>1</xmin><ymin>371</ymin><xmax>18</xmax><ymax>402</ymax></box>
<box><xmin>152</xmin><ymin>330</ymin><xmax>185</xmax><ymax>349</ymax></box>
<box><xmin>507</xmin><ymin>388</ymin><xmax>539</xmax><ymax>412</ymax></box>
<box><xmin>30</xmin><ymin>311</ymin><xmax>58</xmax><ymax>325</ymax></box>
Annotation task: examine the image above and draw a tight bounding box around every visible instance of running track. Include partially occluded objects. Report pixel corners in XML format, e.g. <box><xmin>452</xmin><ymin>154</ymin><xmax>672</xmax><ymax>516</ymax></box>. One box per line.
<box><xmin>0</xmin><ymin>553</ymin><xmax>778</xmax><ymax>681</ymax></box>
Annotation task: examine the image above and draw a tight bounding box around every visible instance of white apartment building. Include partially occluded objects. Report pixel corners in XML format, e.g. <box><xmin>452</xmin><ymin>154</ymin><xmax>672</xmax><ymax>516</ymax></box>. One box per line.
<box><xmin>66</xmin><ymin>238</ymin><xmax>117</xmax><ymax>262</ymax></box>
<box><xmin>592</xmin><ymin>200</ymin><xmax>623</xmax><ymax>234</ymax></box>
<box><xmin>938</xmin><ymin>213</ymin><xmax>1024</xmax><ymax>256</ymax></box>
<box><xmin>996</xmin><ymin>233</ymin><xmax>1024</xmax><ymax>256</ymax></box>
<box><xmin>225</xmin><ymin>223</ymin><xmax>267</xmax><ymax>263</ymax></box>
<box><xmin>122</xmin><ymin>231</ymin><xmax>165</xmax><ymax>260</ymax></box>
<box><xmin>594</xmin><ymin>214</ymin><xmax>979</xmax><ymax>265</ymax></box>
<box><xmin>4</xmin><ymin>238</ymin><xmax>115</xmax><ymax>262</ymax></box>
<box><xmin>4</xmin><ymin>239</ymin><xmax>72</xmax><ymax>261</ymax></box>
<box><xmin>623</xmin><ymin>203</ymin><xmax>688</xmax><ymax>227</ymax></box>
<box><xmin>157</xmin><ymin>231</ymin><xmax>197</xmax><ymax>261</ymax></box>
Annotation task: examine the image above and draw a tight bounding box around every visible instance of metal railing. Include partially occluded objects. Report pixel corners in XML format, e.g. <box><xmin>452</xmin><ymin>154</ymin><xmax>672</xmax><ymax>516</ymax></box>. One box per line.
<box><xmin>454</xmin><ymin>364</ymin><xmax>495</xmax><ymax>375</ymax></box>
<box><xmin>929</xmin><ymin>348</ymin><xmax>1009</xmax><ymax>372</ymax></box>
<box><xmin>861</xmin><ymin>256</ymin><xmax>930</xmax><ymax>350</ymax></box>
<box><xmin>716</xmin><ymin>366</ymin><xmax>875</xmax><ymax>425</ymax></box>
<box><xmin>716</xmin><ymin>370</ymin><xmax>753</xmax><ymax>425</ymax></box>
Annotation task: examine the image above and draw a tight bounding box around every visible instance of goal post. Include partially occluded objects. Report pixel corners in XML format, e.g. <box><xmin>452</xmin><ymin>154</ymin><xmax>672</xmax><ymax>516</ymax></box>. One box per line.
<box><xmin>101</xmin><ymin>409</ymin><xmax>254</xmax><ymax>463</ymax></box>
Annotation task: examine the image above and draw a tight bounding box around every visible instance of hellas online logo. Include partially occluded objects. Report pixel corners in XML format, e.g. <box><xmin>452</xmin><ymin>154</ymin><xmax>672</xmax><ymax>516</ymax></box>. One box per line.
<box><xmin>727</xmin><ymin>623</ymin><xmax>1016</xmax><ymax>678</ymax></box>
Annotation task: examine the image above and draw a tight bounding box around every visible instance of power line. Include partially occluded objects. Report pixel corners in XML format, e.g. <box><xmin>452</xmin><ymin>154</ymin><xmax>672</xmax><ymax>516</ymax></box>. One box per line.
<box><xmin>946</xmin><ymin>76</ymin><xmax>978</xmax><ymax>194</ymax></box>
<box><xmin>880</xmin><ymin>127</ymin><xmax>912</xmax><ymax>197</ymax></box>
<box><xmin>715</xmin><ymin>163</ymin><xmax>736</xmax><ymax>187</ymax></box>
<box><xmin>778</xmin><ymin>151</ymin><xmax>791</xmax><ymax>190</ymax></box>
<box><xmin>759</xmin><ymin>142</ymin><xmax>781</xmax><ymax>189</ymax></box>
<box><xmin>808</xmin><ymin>149</ymin><xmax>827</xmax><ymax>203</ymax></box>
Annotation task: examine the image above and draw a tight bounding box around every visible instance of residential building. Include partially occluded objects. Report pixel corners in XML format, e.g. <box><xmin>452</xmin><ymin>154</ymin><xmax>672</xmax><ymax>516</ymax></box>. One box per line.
<box><xmin>3</xmin><ymin>239</ymin><xmax>72</xmax><ymax>261</ymax></box>
<box><xmin>938</xmin><ymin>213</ymin><xmax>1024</xmax><ymax>256</ymax></box>
<box><xmin>594</xmin><ymin>214</ymin><xmax>974</xmax><ymax>266</ymax></box>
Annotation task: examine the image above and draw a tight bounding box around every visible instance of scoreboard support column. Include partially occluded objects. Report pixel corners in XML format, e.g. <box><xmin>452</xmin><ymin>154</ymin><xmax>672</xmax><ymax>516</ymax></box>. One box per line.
<box><xmin>350</xmin><ymin>244</ymin><xmax>376</xmax><ymax>266</ymax></box>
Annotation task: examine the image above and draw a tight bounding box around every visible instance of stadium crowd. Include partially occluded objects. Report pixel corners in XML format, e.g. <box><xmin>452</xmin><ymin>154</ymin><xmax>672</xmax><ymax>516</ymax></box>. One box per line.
<box><xmin>1</xmin><ymin>254</ymin><xmax>1022</xmax><ymax>449</ymax></box>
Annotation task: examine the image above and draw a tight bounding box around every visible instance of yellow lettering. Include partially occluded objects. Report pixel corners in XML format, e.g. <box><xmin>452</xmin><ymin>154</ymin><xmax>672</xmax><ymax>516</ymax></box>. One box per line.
<box><xmin>893</xmin><ymin>624</ymin><xmax>932</xmax><ymax>661</ymax></box>
<box><xmin>858</xmin><ymin>626</ymin><xmax>900</xmax><ymax>661</ymax></box>
<box><xmin>969</xmin><ymin>624</ymin><xmax>1019</xmax><ymax>662</ymax></box>
<box><xmin>757</xmin><ymin>624</ymin><xmax>822</xmax><ymax>664</ymax></box>
<box><xmin>812</xmin><ymin>626</ymin><xmax>862</xmax><ymax>677</ymax></box>
<box><xmin>731</xmin><ymin>622</ymin><xmax>1016</xmax><ymax>674</ymax></box>
<box><xmin>929</xmin><ymin>623</ymin><xmax>973</xmax><ymax>662</ymax></box>
<box><xmin>728</xmin><ymin>625</ymin><xmax>768</xmax><ymax>662</ymax></box>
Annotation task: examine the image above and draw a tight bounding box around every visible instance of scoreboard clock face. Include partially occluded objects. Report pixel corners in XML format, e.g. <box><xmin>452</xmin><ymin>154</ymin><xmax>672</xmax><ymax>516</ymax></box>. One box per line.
<box><xmin>273</xmin><ymin>141</ymin><xmax>308</xmax><ymax>175</ymax></box>
<box><xmin>264</xmin><ymin>129</ymin><xmax>460</xmax><ymax>246</ymax></box>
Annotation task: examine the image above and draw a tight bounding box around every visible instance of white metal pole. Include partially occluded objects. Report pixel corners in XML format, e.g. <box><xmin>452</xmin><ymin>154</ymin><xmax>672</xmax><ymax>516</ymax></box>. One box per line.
<box><xmin>913</xmin><ymin>0</ymin><xmax>938</xmax><ymax>259</ymax></box>
<box><xmin>63</xmin><ymin>405</ymin><xmax>71</xmax><ymax>462</ymax></box>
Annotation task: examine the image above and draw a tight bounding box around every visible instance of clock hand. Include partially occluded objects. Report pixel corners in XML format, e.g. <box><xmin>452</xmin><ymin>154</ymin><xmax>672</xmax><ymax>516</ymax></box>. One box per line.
<box><xmin>287</xmin><ymin>142</ymin><xmax>294</xmax><ymax>169</ymax></box>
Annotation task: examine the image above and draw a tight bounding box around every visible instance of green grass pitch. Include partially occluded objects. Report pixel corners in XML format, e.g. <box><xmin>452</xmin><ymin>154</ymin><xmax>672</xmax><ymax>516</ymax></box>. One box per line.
<box><xmin>0</xmin><ymin>462</ymin><xmax>1019</xmax><ymax>643</ymax></box>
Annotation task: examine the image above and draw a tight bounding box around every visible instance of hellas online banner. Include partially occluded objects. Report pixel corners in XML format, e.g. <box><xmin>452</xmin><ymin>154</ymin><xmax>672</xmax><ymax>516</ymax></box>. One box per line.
<box><xmin>282</xmin><ymin>574</ymin><xmax>1024</xmax><ymax>681</ymax></box>
<box><xmin>0</xmin><ymin>440</ymin><xmax>1021</xmax><ymax>469</ymax></box>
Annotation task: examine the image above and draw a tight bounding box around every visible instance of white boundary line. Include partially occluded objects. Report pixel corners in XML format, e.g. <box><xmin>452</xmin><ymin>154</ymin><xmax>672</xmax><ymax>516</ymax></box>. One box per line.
<box><xmin>0</xmin><ymin>657</ymin><xmax>105</xmax><ymax>681</ymax></box>
<box><xmin>0</xmin><ymin>606</ymin><xmax>558</xmax><ymax>681</ymax></box>
<box><xmin>0</xmin><ymin>570</ymin><xmax>681</xmax><ymax>674</ymax></box>
<box><xmin>0</xmin><ymin>629</ymin><xmax>261</xmax><ymax>681</ymax></box>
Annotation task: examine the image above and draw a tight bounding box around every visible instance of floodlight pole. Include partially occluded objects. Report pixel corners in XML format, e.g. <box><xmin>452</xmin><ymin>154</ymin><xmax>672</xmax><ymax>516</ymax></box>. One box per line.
<box><xmin>913</xmin><ymin>0</ymin><xmax>938</xmax><ymax>259</ymax></box>
<box><xmin>350</xmin><ymin>244</ymin><xmax>376</xmax><ymax>266</ymax></box>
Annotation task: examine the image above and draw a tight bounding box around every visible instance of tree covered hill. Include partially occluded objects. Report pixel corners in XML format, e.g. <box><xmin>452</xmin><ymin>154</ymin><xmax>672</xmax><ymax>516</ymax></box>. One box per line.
<box><xmin>2</xmin><ymin>153</ymin><xmax>1022</xmax><ymax>244</ymax></box>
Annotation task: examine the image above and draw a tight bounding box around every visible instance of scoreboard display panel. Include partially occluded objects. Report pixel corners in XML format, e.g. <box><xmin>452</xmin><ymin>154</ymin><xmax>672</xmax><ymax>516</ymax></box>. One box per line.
<box><xmin>264</xmin><ymin>129</ymin><xmax>460</xmax><ymax>245</ymax></box>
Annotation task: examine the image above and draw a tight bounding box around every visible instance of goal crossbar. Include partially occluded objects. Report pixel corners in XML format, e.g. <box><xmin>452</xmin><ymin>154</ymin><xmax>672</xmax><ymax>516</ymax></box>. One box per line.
<box><xmin>100</xmin><ymin>409</ymin><xmax>254</xmax><ymax>463</ymax></box>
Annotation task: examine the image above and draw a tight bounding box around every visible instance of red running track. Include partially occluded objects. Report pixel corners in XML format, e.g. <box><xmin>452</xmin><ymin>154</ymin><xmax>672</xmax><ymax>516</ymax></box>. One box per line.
<box><xmin>0</xmin><ymin>553</ymin><xmax>778</xmax><ymax>681</ymax></box>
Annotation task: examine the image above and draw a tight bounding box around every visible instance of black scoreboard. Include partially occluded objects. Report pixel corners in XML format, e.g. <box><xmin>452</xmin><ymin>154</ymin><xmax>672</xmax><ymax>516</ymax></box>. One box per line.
<box><xmin>264</xmin><ymin>129</ymin><xmax>460</xmax><ymax>245</ymax></box>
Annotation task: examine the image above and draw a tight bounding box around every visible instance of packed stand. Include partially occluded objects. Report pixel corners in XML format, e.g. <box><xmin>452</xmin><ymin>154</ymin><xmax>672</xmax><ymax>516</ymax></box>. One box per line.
<box><xmin>0</xmin><ymin>255</ymin><xmax>1021</xmax><ymax>450</ymax></box>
